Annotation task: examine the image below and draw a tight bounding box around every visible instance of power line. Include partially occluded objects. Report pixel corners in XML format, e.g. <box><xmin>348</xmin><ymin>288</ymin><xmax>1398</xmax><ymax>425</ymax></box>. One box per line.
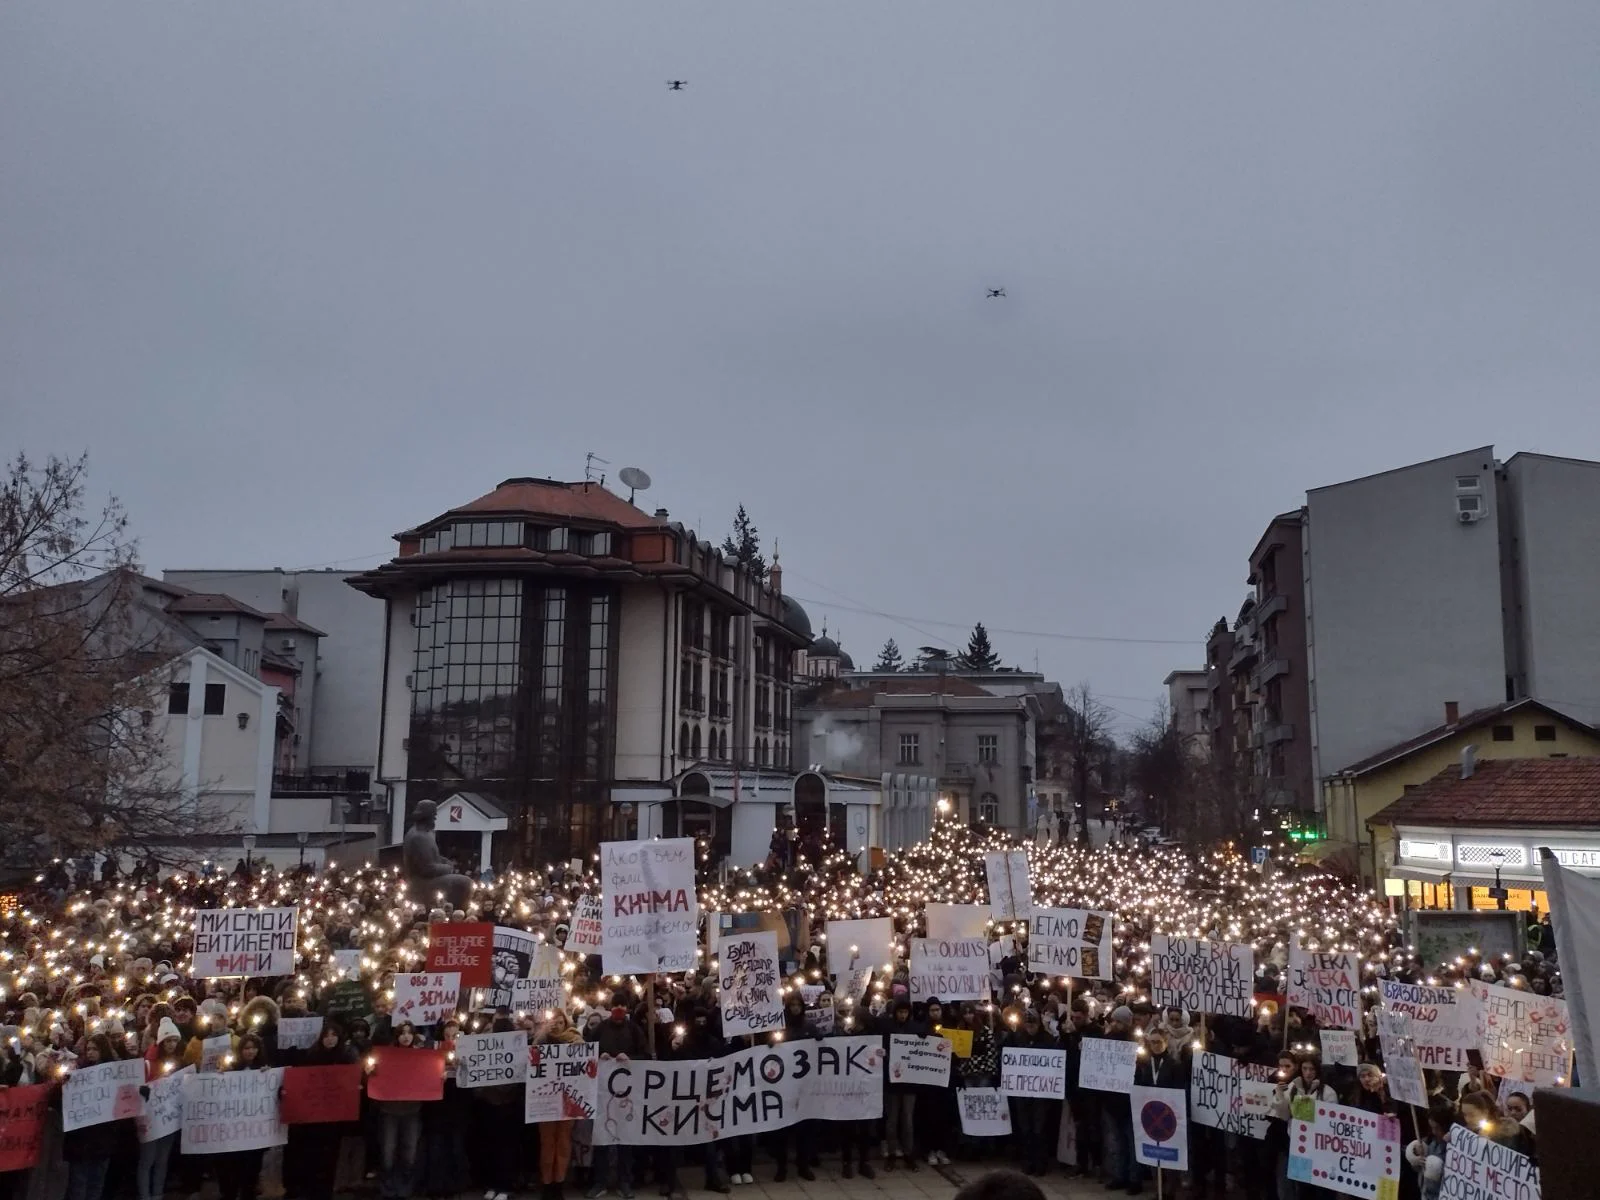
<box><xmin>786</xmin><ymin>593</ymin><xmax>1196</xmax><ymax>647</ymax></box>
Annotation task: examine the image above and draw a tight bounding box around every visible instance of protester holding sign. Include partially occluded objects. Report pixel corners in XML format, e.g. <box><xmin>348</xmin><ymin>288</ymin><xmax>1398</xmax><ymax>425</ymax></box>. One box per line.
<box><xmin>289</xmin><ymin>1022</ymin><xmax>358</xmax><ymax>1200</ymax></box>
<box><xmin>137</xmin><ymin>1026</ymin><xmax>189</xmax><ymax>1200</ymax></box>
<box><xmin>532</xmin><ymin>1011</ymin><xmax>588</xmax><ymax>1199</ymax></box>
<box><xmin>880</xmin><ymin>996</ymin><xmax>925</xmax><ymax>1171</ymax></box>
<box><xmin>57</xmin><ymin>1035</ymin><xmax>135</xmax><ymax>1200</ymax></box>
<box><xmin>211</xmin><ymin>1033</ymin><xmax>276</xmax><ymax>1200</ymax></box>
<box><xmin>1001</xmin><ymin>1010</ymin><xmax>1062</xmax><ymax>1176</ymax></box>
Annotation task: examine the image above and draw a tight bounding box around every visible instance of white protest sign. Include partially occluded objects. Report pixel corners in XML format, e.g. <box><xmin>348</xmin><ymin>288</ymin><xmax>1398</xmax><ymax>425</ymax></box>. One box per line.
<box><xmin>1321</xmin><ymin>1030</ymin><xmax>1358</xmax><ymax>1068</ymax></box>
<box><xmin>1443</xmin><ymin>1122</ymin><xmax>1541</xmax><ymax>1200</ymax></box>
<box><xmin>1376</xmin><ymin>1011</ymin><xmax>1428</xmax><ymax>1109</ymax></box>
<box><xmin>512</xmin><ymin>976</ymin><xmax>567</xmax><ymax>1016</ymax></box>
<box><xmin>717</xmin><ymin>930</ymin><xmax>784</xmax><ymax>1037</ymax></box>
<box><xmin>1471</xmin><ymin>980</ymin><xmax>1571</xmax><ymax>1086</ymax></box>
<box><xmin>600</xmin><ymin>839</ymin><xmax>699</xmax><ymax>974</ymax></box>
<box><xmin>191</xmin><ymin>908</ymin><xmax>298</xmax><ymax>978</ymax></box>
<box><xmin>889</xmin><ymin>1035</ymin><xmax>951</xmax><ymax>1088</ymax></box>
<box><xmin>180</xmin><ymin>1068</ymin><xmax>287</xmax><ymax>1154</ymax></box>
<box><xmin>568</xmin><ymin>894</ymin><xmax>605</xmax><ymax>952</ymax></box>
<box><xmin>1078</xmin><ymin>1037</ymin><xmax>1138</xmax><ymax>1093</ymax></box>
<box><xmin>958</xmin><ymin>1087</ymin><xmax>1012</xmax><ymax>1137</ymax></box>
<box><xmin>799</xmin><ymin>984</ymin><xmax>825</xmax><ymax>1007</ymax></box>
<box><xmin>524</xmin><ymin>1041</ymin><xmax>599</xmax><ymax>1124</ymax></box>
<box><xmin>63</xmin><ymin>1058</ymin><xmax>145</xmax><ymax>1131</ymax></box>
<box><xmin>1149</xmin><ymin>935</ymin><xmax>1254</xmax><ymax>1017</ymax></box>
<box><xmin>909</xmin><ymin>937</ymin><xmax>990</xmax><ymax>1002</ymax></box>
<box><xmin>802</xmin><ymin>1006</ymin><xmax>835</xmax><ymax>1037</ymax></box>
<box><xmin>333</xmin><ymin>949</ymin><xmax>362</xmax><ymax>980</ymax></box>
<box><xmin>1287</xmin><ymin>1099</ymin><xmax>1401</xmax><ymax>1200</ymax></box>
<box><xmin>1130</xmin><ymin>1085</ymin><xmax>1190</xmax><ymax>1171</ymax></box>
<box><xmin>1028</xmin><ymin>908</ymin><xmax>1114</xmax><ymax>980</ymax></box>
<box><xmin>1001</xmin><ymin>1046</ymin><xmax>1067</xmax><ymax>1100</ymax></box>
<box><xmin>1188</xmin><ymin>1051</ymin><xmax>1272</xmax><ymax>1140</ymax></box>
<box><xmin>985</xmin><ymin>852</ymin><xmax>1032</xmax><ymax>921</ymax></box>
<box><xmin>276</xmin><ymin>1017</ymin><xmax>325</xmax><ymax>1052</ymax></box>
<box><xmin>798</xmin><ymin>1034</ymin><xmax>882</xmax><ymax>1121</ymax></box>
<box><xmin>926</xmin><ymin>904</ymin><xmax>988</xmax><ymax>940</ymax></box>
<box><xmin>1287</xmin><ymin>940</ymin><xmax>1361</xmax><ymax>1030</ymax></box>
<box><xmin>456</xmin><ymin>1030</ymin><xmax>529</xmax><ymax>1089</ymax></box>
<box><xmin>824</xmin><ymin>918</ymin><xmax>894</xmax><ymax>974</ymax></box>
<box><xmin>834</xmin><ymin>968</ymin><xmax>872</xmax><ymax>1007</ymax></box>
<box><xmin>1241</xmin><ymin>1080</ymin><xmax>1277</xmax><ymax>1117</ymax></box>
<box><xmin>199</xmin><ymin>1035</ymin><xmax>231</xmax><ymax>1074</ymax></box>
<box><xmin>989</xmin><ymin>936</ymin><xmax>1016</xmax><ymax>966</ymax></box>
<box><xmin>393</xmin><ymin>972</ymin><xmax>461</xmax><ymax>1027</ymax></box>
<box><xmin>1380</xmin><ymin>978</ymin><xmax>1476</xmax><ymax>1070</ymax></box>
<box><xmin>137</xmin><ymin>1066</ymin><xmax>192</xmax><ymax>1143</ymax></box>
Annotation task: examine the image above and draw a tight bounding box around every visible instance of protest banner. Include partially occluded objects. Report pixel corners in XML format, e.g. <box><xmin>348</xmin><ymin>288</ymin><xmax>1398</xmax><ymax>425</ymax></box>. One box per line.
<box><xmin>456</xmin><ymin>1029</ymin><xmax>529</xmax><ymax>1089</ymax></box>
<box><xmin>393</xmin><ymin>972</ymin><xmax>460</xmax><ymax>1027</ymax></box>
<box><xmin>1001</xmin><ymin>1046</ymin><xmax>1068</xmax><ymax>1100</ymax></box>
<box><xmin>1131</xmin><ymin>1085</ymin><xmax>1190</xmax><ymax>1171</ymax></box>
<box><xmin>181</xmin><ymin>1068</ymin><xmax>286</xmax><ymax>1154</ymax></box>
<box><xmin>890</xmin><ymin>1035</ymin><xmax>952</xmax><ymax>1088</ymax></box>
<box><xmin>1471</xmin><ymin>981</ymin><xmax>1572</xmax><ymax>1086</ymax></box>
<box><xmin>1443</xmin><ymin>1122</ymin><xmax>1541</xmax><ymax>1200</ymax></box>
<box><xmin>1288</xmin><ymin>939</ymin><xmax>1361</xmax><ymax>1030</ymax></box>
<box><xmin>1288</xmin><ymin>1098</ymin><xmax>1402</xmax><ymax>1200</ymax></box>
<box><xmin>137</xmin><ymin>1067</ymin><xmax>192</xmax><ymax>1143</ymax></box>
<box><xmin>277</xmin><ymin>1016</ymin><xmax>325</xmax><ymax>1051</ymax></box>
<box><xmin>426</xmin><ymin>922</ymin><xmax>494</xmax><ymax>988</ymax></box>
<box><xmin>1028</xmin><ymin>908</ymin><xmax>1114</xmax><ymax>980</ymax></box>
<box><xmin>908</xmin><ymin>937</ymin><xmax>990</xmax><ymax>1002</ymax></box>
<box><xmin>958</xmin><ymin>1087</ymin><xmax>1013</xmax><ymax>1137</ymax></box>
<box><xmin>280</xmin><ymin>1064</ymin><xmax>362</xmax><ymax>1125</ymax></box>
<box><xmin>1376</xmin><ymin>1011</ymin><xmax>1428</xmax><ymax>1108</ymax></box>
<box><xmin>1379</xmin><ymin>978</ymin><xmax>1476</xmax><ymax>1070</ymax></box>
<box><xmin>512</xmin><ymin>975</ymin><xmax>568</xmax><ymax>1016</ymax></box>
<box><xmin>925</xmin><ymin>904</ymin><xmax>988</xmax><ymax>940</ymax></box>
<box><xmin>938</xmin><ymin>1026</ymin><xmax>973</xmax><ymax>1058</ymax></box>
<box><xmin>191</xmin><ymin>907</ymin><xmax>298</xmax><ymax>978</ymax></box>
<box><xmin>1321</xmin><ymin>1030</ymin><xmax>1358</xmax><ymax>1068</ymax></box>
<box><xmin>1079</xmin><ymin>1038</ymin><xmax>1138</xmax><ymax>1094</ymax></box>
<box><xmin>367</xmin><ymin>1046</ymin><xmax>445</xmax><ymax>1102</ymax></box>
<box><xmin>199</xmin><ymin>1035</ymin><xmax>231</xmax><ymax>1073</ymax></box>
<box><xmin>1189</xmin><ymin>1051</ymin><xmax>1272</xmax><ymax>1140</ymax></box>
<box><xmin>0</xmin><ymin>1085</ymin><xmax>51</xmax><ymax>1171</ymax></box>
<box><xmin>525</xmin><ymin>1041</ymin><xmax>599</xmax><ymax>1124</ymax></box>
<box><xmin>823</xmin><ymin>918</ymin><xmax>894</xmax><ymax>974</ymax></box>
<box><xmin>985</xmin><ymin>851</ymin><xmax>1032</xmax><ymax>921</ymax></box>
<box><xmin>600</xmin><ymin>838</ymin><xmax>699</xmax><ymax>973</ymax></box>
<box><xmin>568</xmin><ymin>894</ymin><xmax>605</xmax><ymax>952</ymax></box>
<box><xmin>63</xmin><ymin>1058</ymin><xmax>145</xmax><ymax>1131</ymax></box>
<box><xmin>718</xmin><ymin>930</ymin><xmax>784</xmax><ymax>1036</ymax></box>
<box><xmin>1149</xmin><ymin>935</ymin><xmax>1254</xmax><ymax>1017</ymax></box>
<box><xmin>593</xmin><ymin>1036</ymin><xmax>883</xmax><ymax>1145</ymax></box>
<box><xmin>487</xmin><ymin>926</ymin><xmax>539</xmax><ymax>1009</ymax></box>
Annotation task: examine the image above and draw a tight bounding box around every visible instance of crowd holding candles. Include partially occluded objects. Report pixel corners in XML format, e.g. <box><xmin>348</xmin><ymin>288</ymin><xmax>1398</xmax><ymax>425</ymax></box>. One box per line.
<box><xmin>0</xmin><ymin>817</ymin><xmax>1566</xmax><ymax>1200</ymax></box>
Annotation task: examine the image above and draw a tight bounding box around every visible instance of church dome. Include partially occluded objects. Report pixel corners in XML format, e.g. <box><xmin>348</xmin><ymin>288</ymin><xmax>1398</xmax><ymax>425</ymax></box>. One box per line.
<box><xmin>809</xmin><ymin>635</ymin><xmax>842</xmax><ymax>659</ymax></box>
<box><xmin>780</xmin><ymin>594</ymin><xmax>814</xmax><ymax>639</ymax></box>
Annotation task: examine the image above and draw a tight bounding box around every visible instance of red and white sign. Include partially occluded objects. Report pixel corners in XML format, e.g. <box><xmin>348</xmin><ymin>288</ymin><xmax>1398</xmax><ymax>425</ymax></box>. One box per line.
<box><xmin>426</xmin><ymin>922</ymin><xmax>493</xmax><ymax>989</ymax></box>
<box><xmin>393</xmin><ymin>972</ymin><xmax>461</xmax><ymax>1026</ymax></box>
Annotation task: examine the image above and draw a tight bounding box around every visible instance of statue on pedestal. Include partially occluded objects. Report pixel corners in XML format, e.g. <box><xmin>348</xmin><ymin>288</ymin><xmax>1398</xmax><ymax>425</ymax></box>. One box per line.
<box><xmin>402</xmin><ymin>800</ymin><xmax>473</xmax><ymax>909</ymax></box>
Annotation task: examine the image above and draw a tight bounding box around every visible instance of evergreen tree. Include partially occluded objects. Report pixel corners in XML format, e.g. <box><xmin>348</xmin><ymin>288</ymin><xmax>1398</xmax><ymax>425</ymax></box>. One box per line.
<box><xmin>720</xmin><ymin>505</ymin><xmax>766</xmax><ymax>579</ymax></box>
<box><xmin>873</xmin><ymin>638</ymin><xmax>904</xmax><ymax>672</ymax></box>
<box><xmin>962</xmin><ymin>621</ymin><xmax>1001</xmax><ymax>670</ymax></box>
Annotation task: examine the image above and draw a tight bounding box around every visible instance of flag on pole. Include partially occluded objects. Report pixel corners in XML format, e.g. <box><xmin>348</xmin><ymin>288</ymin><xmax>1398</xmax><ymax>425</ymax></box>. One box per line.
<box><xmin>1540</xmin><ymin>847</ymin><xmax>1599</xmax><ymax>1086</ymax></box>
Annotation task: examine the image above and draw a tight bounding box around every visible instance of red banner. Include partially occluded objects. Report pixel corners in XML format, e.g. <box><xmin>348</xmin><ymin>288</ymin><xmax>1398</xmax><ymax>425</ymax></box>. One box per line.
<box><xmin>0</xmin><ymin>1084</ymin><xmax>52</xmax><ymax>1172</ymax></box>
<box><xmin>281</xmin><ymin>1064</ymin><xmax>362</xmax><ymax>1124</ymax></box>
<box><xmin>367</xmin><ymin>1047</ymin><xmax>445</xmax><ymax>1102</ymax></box>
<box><xmin>426</xmin><ymin>922</ymin><xmax>493</xmax><ymax>989</ymax></box>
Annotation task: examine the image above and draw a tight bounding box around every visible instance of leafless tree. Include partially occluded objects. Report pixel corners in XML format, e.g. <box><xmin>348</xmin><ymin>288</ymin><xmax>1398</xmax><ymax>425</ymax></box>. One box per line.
<box><xmin>1</xmin><ymin>452</ymin><xmax>220</xmax><ymax>864</ymax></box>
<box><xmin>1061</xmin><ymin>682</ymin><xmax>1114</xmax><ymax>846</ymax></box>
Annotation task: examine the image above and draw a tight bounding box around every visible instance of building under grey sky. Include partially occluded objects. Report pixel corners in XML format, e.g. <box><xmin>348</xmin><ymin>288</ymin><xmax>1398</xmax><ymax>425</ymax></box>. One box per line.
<box><xmin>6</xmin><ymin>2</ymin><xmax>1600</xmax><ymax>734</ymax></box>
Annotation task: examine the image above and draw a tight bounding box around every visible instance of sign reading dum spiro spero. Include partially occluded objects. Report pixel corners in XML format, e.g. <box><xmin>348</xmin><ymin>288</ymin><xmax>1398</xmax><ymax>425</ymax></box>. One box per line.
<box><xmin>191</xmin><ymin>908</ymin><xmax>298</xmax><ymax>978</ymax></box>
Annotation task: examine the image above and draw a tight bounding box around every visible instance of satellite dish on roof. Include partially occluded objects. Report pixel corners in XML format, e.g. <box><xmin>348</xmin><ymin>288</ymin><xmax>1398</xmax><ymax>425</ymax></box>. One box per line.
<box><xmin>618</xmin><ymin>466</ymin><xmax>652</xmax><ymax>502</ymax></box>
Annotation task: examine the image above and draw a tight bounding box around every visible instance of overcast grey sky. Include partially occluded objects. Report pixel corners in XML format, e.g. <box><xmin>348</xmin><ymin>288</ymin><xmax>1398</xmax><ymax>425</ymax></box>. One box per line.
<box><xmin>6</xmin><ymin>2</ymin><xmax>1600</xmax><ymax>732</ymax></box>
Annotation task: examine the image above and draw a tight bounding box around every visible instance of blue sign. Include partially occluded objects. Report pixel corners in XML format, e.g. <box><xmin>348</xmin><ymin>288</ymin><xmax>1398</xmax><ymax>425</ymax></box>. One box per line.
<box><xmin>1250</xmin><ymin>847</ymin><xmax>1270</xmax><ymax>867</ymax></box>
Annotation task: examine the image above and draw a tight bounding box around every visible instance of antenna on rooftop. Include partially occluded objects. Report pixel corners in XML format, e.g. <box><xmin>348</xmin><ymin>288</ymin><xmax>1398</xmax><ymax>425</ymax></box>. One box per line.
<box><xmin>584</xmin><ymin>452</ymin><xmax>610</xmax><ymax>485</ymax></box>
<box><xmin>618</xmin><ymin>466</ymin><xmax>653</xmax><ymax>503</ymax></box>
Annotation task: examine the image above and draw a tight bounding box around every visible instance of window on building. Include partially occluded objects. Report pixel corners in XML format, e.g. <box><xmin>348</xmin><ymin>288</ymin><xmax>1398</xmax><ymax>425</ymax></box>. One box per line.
<box><xmin>1491</xmin><ymin>725</ymin><xmax>1514</xmax><ymax>742</ymax></box>
<box><xmin>679</xmin><ymin>722</ymin><xmax>690</xmax><ymax>756</ymax></box>
<box><xmin>691</xmin><ymin>725</ymin><xmax>701</xmax><ymax>759</ymax></box>
<box><xmin>203</xmin><ymin>683</ymin><xmax>226</xmax><ymax>716</ymax></box>
<box><xmin>898</xmin><ymin>733</ymin><xmax>920</xmax><ymax>764</ymax></box>
<box><xmin>1534</xmin><ymin>724</ymin><xmax>1557</xmax><ymax>742</ymax></box>
<box><xmin>976</xmin><ymin>793</ymin><xmax>1000</xmax><ymax>825</ymax></box>
<box><xmin>167</xmin><ymin>682</ymin><xmax>189</xmax><ymax>714</ymax></box>
<box><xmin>977</xmin><ymin>734</ymin><xmax>998</xmax><ymax>763</ymax></box>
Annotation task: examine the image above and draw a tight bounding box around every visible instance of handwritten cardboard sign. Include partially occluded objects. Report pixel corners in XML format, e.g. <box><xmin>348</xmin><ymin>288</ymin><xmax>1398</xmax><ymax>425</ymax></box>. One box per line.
<box><xmin>889</xmin><ymin>1034</ymin><xmax>952</xmax><ymax>1088</ymax></box>
<box><xmin>600</xmin><ymin>838</ymin><xmax>698</xmax><ymax>974</ymax></box>
<box><xmin>181</xmin><ymin>1068</ymin><xmax>287</xmax><ymax>1154</ymax></box>
<box><xmin>925</xmin><ymin>904</ymin><xmax>988</xmax><ymax>940</ymax></box>
<box><xmin>1379</xmin><ymin>978</ymin><xmax>1475</xmax><ymax>1070</ymax></box>
<box><xmin>1375</xmin><ymin>1011</ymin><xmax>1428</xmax><ymax>1108</ymax></box>
<box><xmin>1287</xmin><ymin>1100</ymin><xmax>1401</xmax><ymax>1200</ymax></box>
<box><xmin>985</xmin><ymin>851</ymin><xmax>1031</xmax><ymax>921</ymax></box>
<box><xmin>63</xmin><ymin>1058</ymin><xmax>145</xmax><ymax>1131</ymax></box>
<box><xmin>280</xmin><ymin>1064</ymin><xmax>362</xmax><ymax>1124</ymax></box>
<box><xmin>393</xmin><ymin>972</ymin><xmax>461</xmax><ymax>1027</ymax></box>
<box><xmin>1001</xmin><ymin>1046</ymin><xmax>1067</xmax><ymax>1100</ymax></box>
<box><xmin>367</xmin><ymin>1047</ymin><xmax>445</xmax><ymax>1102</ymax></box>
<box><xmin>277</xmin><ymin>1016</ymin><xmax>325</xmax><ymax>1051</ymax></box>
<box><xmin>1078</xmin><ymin>1037</ymin><xmax>1138</xmax><ymax>1094</ymax></box>
<box><xmin>1189</xmin><ymin>1051</ymin><xmax>1272</xmax><ymax>1140</ymax></box>
<box><xmin>1028</xmin><ymin>908</ymin><xmax>1114</xmax><ymax>980</ymax></box>
<box><xmin>1442</xmin><ymin>1123</ymin><xmax>1541</xmax><ymax>1200</ymax></box>
<box><xmin>567</xmin><ymin>895</ymin><xmax>605</xmax><ymax>952</ymax></box>
<box><xmin>1287</xmin><ymin>940</ymin><xmax>1361</xmax><ymax>1030</ymax></box>
<box><xmin>456</xmin><ymin>1030</ymin><xmax>528</xmax><ymax>1089</ymax></box>
<box><xmin>191</xmin><ymin>907</ymin><xmax>297</xmax><ymax>978</ymax></box>
<box><xmin>718</xmin><ymin>930</ymin><xmax>783</xmax><ymax>1036</ymax></box>
<box><xmin>0</xmin><ymin>1084</ymin><xmax>51</xmax><ymax>1171</ymax></box>
<box><xmin>137</xmin><ymin>1066</ymin><xmax>192</xmax><ymax>1143</ymax></box>
<box><xmin>1149</xmin><ymin>935</ymin><xmax>1254</xmax><ymax>1017</ymax></box>
<box><xmin>426</xmin><ymin>923</ymin><xmax>493</xmax><ymax>988</ymax></box>
<box><xmin>958</xmin><ymin>1087</ymin><xmax>1012</xmax><ymax>1137</ymax></box>
<box><xmin>511</xmin><ymin>975</ymin><xmax>567</xmax><ymax>1017</ymax></box>
<box><xmin>1471</xmin><ymin>980</ymin><xmax>1571</xmax><ymax>1086</ymax></box>
<box><xmin>909</xmin><ymin>937</ymin><xmax>990</xmax><ymax>1002</ymax></box>
<box><xmin>824</xmin><ymin>918</ymin><xmax>894</xmax><ymax>974</ymax></box>
<box><xmin>524</xmin><ymin>1041</ymin><xmax>599</xmax><ymax>1123</ymax></box>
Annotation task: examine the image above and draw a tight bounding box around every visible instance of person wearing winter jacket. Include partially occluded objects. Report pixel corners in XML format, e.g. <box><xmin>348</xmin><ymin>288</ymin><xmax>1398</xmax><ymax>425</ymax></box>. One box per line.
<box><xmin>60</xmin><ymin>1035</ymin><xmax>135</xmax><ymax>1200</ymax></box>
<box><xmin>1405</xmin><ymin>1106</ymin><xmax>1451</xmax><ymax>1200</ymax></box>
<box><xmin>1098</xmin><ymin>1007</ymin><xmax>1140</xmax><ymax>1194</ymax></box>
<box><xmin>535</xmin><ymin>1011</ymin><xmax>587</xmax><ymax>1200</ymax></box>
<box><xmin>136</xmin><ymin>1019</ymin><xmax>187</xmax><ymax>1200</ymax></box>
<box><xmin>215</xmin><ymin>1033</ymin><xmax>273</xmax><ymax>1200</ymax></box>
<box><xmin>880</xmin><ymin>997</ymin><xmax>925</xmax><ymax>1171</ymax></box>
<box><xmin>584</xmin><ymin>1006</ymin><xmax>649</xmax><ymax>1198</ymax></box>
<box><xmin>771</xmin><ymin>998</ymin><xmax>816</xmax><ymax>1183</ymax></box>
<box><xmin>295</xmin><ymin>1022</ymin><xmax>357</xmax><ymax>1200</ymax></box>
<box><xmin>1002</xmin><ymin>1009</ymin><xmax>1061</xmax><ymax>1177</ymax></box>
<box><xmin>371</xmin><ymin>1022</ymin><xmax>427</xmax><ymax>1200</ymax></box>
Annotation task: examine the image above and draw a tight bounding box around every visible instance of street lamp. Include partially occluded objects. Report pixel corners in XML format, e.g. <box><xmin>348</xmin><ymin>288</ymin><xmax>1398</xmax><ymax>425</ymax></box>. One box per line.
<box><xmin>296</xmin><ymin>830</ymin><xmax>309</xmax><ymax>870</ymax></box>
<box><xmin>242</xmin><ymin>832</ymin><xmax>256</xmax><ymax>875</ymax></box>
<box><xmin>1488</xmin><ymin>851</ymin><xmax>1508</xmax><ymax>911</ymax></box>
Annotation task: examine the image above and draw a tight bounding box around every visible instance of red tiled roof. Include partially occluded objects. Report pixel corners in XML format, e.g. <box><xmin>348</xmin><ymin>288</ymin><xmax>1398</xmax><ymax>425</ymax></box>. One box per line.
<box><xmin>402</xmin><ymin>478</ymin><xmax>663</xmax><ymax>535</ymax></box>
<box><xmin>166</xmin><ymin>593</ymin><xmax>271</xmax><ymax>620</ymax></box>
<box><xmin>1335</xmin><ymin>699</ymin><xmax>1593</xmax><ymax>776</ymax></box>
<box><xmin>1370</xmin><ymin>757</ymin><xmax>1600</xmax><ymax>828</ymax></box>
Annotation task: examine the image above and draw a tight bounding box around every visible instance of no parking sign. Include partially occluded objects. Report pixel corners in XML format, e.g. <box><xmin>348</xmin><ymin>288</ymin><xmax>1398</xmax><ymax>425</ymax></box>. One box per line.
<box><xmin>1130</xmin><ymin>1085</ymin><xmax>1189</xmax><ymax>1171</ymax></box>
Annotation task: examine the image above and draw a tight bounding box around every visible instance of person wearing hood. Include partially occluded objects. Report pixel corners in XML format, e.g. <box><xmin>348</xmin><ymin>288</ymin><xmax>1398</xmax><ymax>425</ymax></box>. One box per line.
<box><xmin>918</xmin><ymin>999</ymin><xmax>958</xmax><ymax>1169</ymax></box>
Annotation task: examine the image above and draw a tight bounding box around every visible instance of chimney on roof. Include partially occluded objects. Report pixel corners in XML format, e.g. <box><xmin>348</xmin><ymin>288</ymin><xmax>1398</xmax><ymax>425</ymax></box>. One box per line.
<box><xmin>1444</xmin><ymin>700</ymin><xmax>1460</xmax><ymax>725</ymax></box>
<box><xmin>1461</xmin><ymin>744</ymin><xmax>1478</xmax><ymax>779</ymax></box>
<box><xmin>654</xmin><ymin>508</ymin><xmax>669</xmax><ymax>519</ymax></box>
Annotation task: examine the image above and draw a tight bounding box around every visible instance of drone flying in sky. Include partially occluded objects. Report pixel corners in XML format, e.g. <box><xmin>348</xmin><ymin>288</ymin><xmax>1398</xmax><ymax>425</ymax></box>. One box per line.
<box><xmin>666</xmin><ymin>80</ymin><xmax>688</xmax><ymax>91</ymax></box>
<box><xmin>986</xmin><ymin>288</ymin><xmax>1006</xmax><ymax>299</ymax></box>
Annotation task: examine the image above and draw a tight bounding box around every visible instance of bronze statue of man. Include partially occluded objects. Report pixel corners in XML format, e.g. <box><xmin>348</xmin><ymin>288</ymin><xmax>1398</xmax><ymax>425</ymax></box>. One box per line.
<box><xmin>402</xmin><ymin>799</ymin><xmax>473</xmax><ymax>909</ymax></box>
